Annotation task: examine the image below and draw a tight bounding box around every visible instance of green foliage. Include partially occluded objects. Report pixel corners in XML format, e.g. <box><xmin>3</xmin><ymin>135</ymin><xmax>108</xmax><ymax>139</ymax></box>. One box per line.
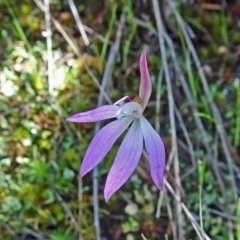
<box><xmin>2</xmin><ymin>0</ymin><xmax>32</xmax><ymax>51</ymax></box>
<box><xmin>122</xmin><ymin>216</ymin><xmax>140</xmax><ymax>233</ymax></box>
<box><xmin>198</xmin><ymin>160</ymin><xmax>206</xmax><ymax>187</ymax></box>
<box><xmin>122</xmin><ymin>0</ymin><xmax>138</xmax><ymax>68</ymax></box>
<box><xmin>99</xmin><ymin>3</ymin><xmax>118</xmax><ymax>72</ymax></box>
<box><xmin>0</xmin><ymin>18</ymin><xmax>90</xmax><ymax>237</ymax></box>
<box><xmin>49</xmin><ymin>229</ymin><xmax>76</xmax><ymax>240</ymax></box>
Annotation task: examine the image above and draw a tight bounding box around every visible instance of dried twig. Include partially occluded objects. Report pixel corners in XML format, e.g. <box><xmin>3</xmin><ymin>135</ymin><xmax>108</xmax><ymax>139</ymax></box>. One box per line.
<box><xmin>152</xmin><ymin>0</ymin><xmax>183</xmax><ymax>239</ymax></box>
<box><xmin>227</xmin><ymin>220</ymin><xmax>235</xmax><ymax>240</ymax></box>
<box><xmin>155</xmin><ymin>67</ymin><xmax>163</xmax><ymax>133</ymax></box>
<box><xmin>156</xmin><ymin>190</ymin><xmax>164</xmax><ymax>218</ymax></box>
<box><xmin>2</xmin><ymin>223</ymin><xmax>16</xmax><ymax>237</ymax></box>
<box><xmin>43</xmin><ymin>0</ymin><xmax>53</xmax><ymax>93</ymax></box>
<box><xmin>164</xmin><ymin>33</ymin><xmax>227</xmax><ymax>199</ymax></box>
<box><xmin>92</xmin><ymin>14</ymin><xmax>125</xmax><ymax>240</ymax></box>
<box><xmin>213</xmin><ymin>133</ymin><xmax>227</xmax><ymax>201</ymax></box>
<box><xmin>54</xmin><ymin>190</ymin><xmax>81</xmax><ymax>232</ymax></box>
<box><xmin>42</xmin><ymin>2</ymin><xmax>85</xmax><ymax>235</ymax></box>
<box><xmin>164</xmin><ymin>178</ymin><xmax>211</xmax><ymax>240</ymax></box>
<box><xmin>34</xmin><ymin>0</ymin><xmax>111</xmax><ymax>104</ymax></box>
<box><xmin>174</xmin><ymin>105</ymin><xmax>197</xmax><ymax>179</ymax></box>
<box><xmin>155</xmin><ymin>66</ymin><xmax>164</xmax><ymax>219</ymax></box>
<box><xmin>23</xmin><ymin>228</ymin><xmax>45</xmax><ymax>240</ymax></box>
<box><xmin>207</xmin><ymin>208</ymin><xmax>238</xmax><ymax>221</ymax></box>
<box><xmin>168</xmin><ymin>1</ymin><xmax>238</xmax><ymax>203</ymax></box>
<box><xmin>165</xmin><ymin>191</ymin><xmax>177</xmax><ymax>240</ymax></box>
<box><xmin>82</xmin><ymin>24</ymin><xmax>112</xmax><ymax>45</ymax></box>
<box><xmin>78</xmin><ymin>174</ymin><xmax>83</xmax><ymax>240</ymax></box>
<box><xmin>68</xmin><ymin>0</ymin><xmax>89</xmax><ymax>46</ymax></box>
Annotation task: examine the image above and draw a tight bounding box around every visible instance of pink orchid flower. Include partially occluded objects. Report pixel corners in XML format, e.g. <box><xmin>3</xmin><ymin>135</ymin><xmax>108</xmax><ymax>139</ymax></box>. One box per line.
<box><xmin>67</xmin><ymin>51</ymin><xmax>165</xmax><ymax>201</ymax></box>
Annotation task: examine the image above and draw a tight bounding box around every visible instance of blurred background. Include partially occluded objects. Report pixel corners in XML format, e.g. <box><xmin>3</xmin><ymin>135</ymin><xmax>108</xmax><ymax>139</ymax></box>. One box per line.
<box><xmin>0</xmin><ymin>0</ymin><xmax>240</xmax><ymax>239</ymax></box>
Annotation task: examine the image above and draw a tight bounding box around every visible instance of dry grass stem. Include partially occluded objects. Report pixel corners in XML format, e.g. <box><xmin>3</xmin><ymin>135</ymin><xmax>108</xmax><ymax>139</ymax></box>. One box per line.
<box><xmin>43</xmin><ymin>0</ymin><xmax>53</xmax><ymax>93</ymax></box>
<box><xmin>54</xmin><ymin>190</ymin><xmax>81</xmax><ymax>232</ymax></box>
<box><xmin>164</xmin><ymin>32</ymin><xmax>227</xmax><ymax>200</ymax></box>
<box><xmin>68</xmin><ymin>0</ymin><xmax>89</xmax><ymax>46</ymax></box>
<box><xmin>152</xmin><ymin>0</ymin><xmax>183</xmax><ymax>238</ymax></box>
<box><xmin>165</xmin><ymin>179</ymin><xmax>211</xmax><ymax>240</ymax></box>
<box><xmin>34</xmin><ymin>0</ymin><xmax>112</xmax><ymax>104</ymax></box>
<box><xmin>168</xmin><ymin>1</ymin><xmax>238</xmax><ymax>203</ymax></box>
<box><xmin>92</xmin><ymin>14</ymin><xmax>125</xmax><ymax>240</ymax></box>
<box><xmin>174</xmin><ymin>105</ymin><xmax>196</xmax><ymax>179</ymax></box>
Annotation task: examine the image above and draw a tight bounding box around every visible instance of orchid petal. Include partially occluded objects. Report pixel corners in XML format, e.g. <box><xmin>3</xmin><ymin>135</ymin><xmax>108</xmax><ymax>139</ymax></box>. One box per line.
<box><xmin>66</xmin><ymin>105</ymin><xmax>119</xmax><ymax>123</ymax></box>
<box><xmin>104</xmin><ymin>119</ymin><xmax>143</xmax><ymax>201</ymax></box>
<box><xmin>114</xmin><ymin>96</ymin><xmax>129</xmax><ymax>106</ymax></box>
<box><xmin>80</xmin><ymin>116</ymin><xmax>134</xmax><ymax>177</ymax></box>
<box><xmin>140</xmin><ymin>117</ymin><xmax>165</xmax><ymax>190</ymax></box>
<box><xmin>139</xmin><ymin>50</ymin><xmax>152</xmax><ymax>110</ymax></box>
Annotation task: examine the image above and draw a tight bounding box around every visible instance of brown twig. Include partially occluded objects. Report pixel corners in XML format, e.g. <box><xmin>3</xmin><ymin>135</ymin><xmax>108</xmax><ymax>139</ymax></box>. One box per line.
<box><xmin>213</xmin><ymin>132</ymin><xmax>227</xmax><ymax>201</ymax></box>
<box><xmin>168</xmin><ymin>1</ymin><xmax>239</xmax><ymax>203</ymax></box>
<box><xmin>155</xmin><ymin>67</ymin><xmax>164</xmax><ymax>219</ymax></box>
<box><xmin>164</xmin><ymin>32</ymin><xmax>227</xmax><ymax>201</ymax></box>
<box><xmin>33</xmin><ymin>0</ymin><xmax>112</xmax><ymax>105</ymax></box>
<box><xmin>92</xmin><ymin>14</ymin><xmax>125</xmax><ymax>240</ymax></box>
<box><xmin>152</xmin><ymin>0</ymin><xmax>183</xmax><ymax>239</ymax></box>
<box><xmin>43</xmin><ymin>0</ymin><xmax>53</xmax><ymax>93</ymax></box>
<box><xmin>174</xmin><ymin>105</ymin><xmax>197</xmax><ymax>179</ymax></box>
<box><xmin>54</xmin><ymin>190</ymin><xmax>81</xmax><ymax>232</ymax></box>
<box><xmin>164</xmin><ymin>178</ymin><xmax>211</xmax><ymax>240</ymax></box>
<box><xmin>68</xmin><ymin>0</ymin><xmax>89</xmax><ymax>46</ymax></box>
<box><xmin>165</xmin><ymin>191</ymin><xmax>177</xmax><ymax>240</ymax></box>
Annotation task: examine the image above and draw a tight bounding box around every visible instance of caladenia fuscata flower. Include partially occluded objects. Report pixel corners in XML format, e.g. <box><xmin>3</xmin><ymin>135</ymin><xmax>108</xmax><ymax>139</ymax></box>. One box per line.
<box><xmin>67</xmin><ymin>51</ymin><xmax>165</xmax><ymax>201</ymax></box>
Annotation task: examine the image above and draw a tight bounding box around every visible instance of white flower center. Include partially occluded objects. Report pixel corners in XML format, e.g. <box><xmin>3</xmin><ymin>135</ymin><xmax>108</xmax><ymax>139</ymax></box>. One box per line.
<box><xmin>114</xmin><ymin>95</ymin><xmax>143</xmax><ymax>119</ymax></box>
